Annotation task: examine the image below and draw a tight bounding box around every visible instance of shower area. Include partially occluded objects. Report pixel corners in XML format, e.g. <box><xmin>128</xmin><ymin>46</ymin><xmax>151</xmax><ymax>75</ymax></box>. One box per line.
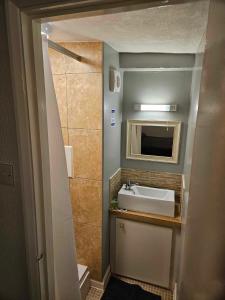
<box><xmin>42</xmin><ymin>28</ymin><xmax>104</xmax><ymax>298</ymax></box>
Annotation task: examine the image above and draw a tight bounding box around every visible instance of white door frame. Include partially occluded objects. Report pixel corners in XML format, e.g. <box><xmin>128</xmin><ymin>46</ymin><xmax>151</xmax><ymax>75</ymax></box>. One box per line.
<box><xmin>5</xmin><ymin>0</ymin><xmax>199</xmax><ymax>298</ymax></box>
<box><xmin>6</xmin><ymin>3</ymin><xmax>53</xmax><ymax>299</ymax></box>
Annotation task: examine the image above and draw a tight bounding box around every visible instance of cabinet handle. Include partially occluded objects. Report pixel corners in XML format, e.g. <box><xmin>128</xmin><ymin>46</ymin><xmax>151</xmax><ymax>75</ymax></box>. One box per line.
<box><xmin>119</xmin><ymin>223</ymin><xmax>125</xmax><ymax>229</ymax></box>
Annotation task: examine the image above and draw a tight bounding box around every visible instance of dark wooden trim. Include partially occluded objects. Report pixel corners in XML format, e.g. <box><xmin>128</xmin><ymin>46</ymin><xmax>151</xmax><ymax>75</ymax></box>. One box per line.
<box><xmin>17</xmin><ymin>0</ymin><xmax>198</xmax><ymax>20</ymax></box>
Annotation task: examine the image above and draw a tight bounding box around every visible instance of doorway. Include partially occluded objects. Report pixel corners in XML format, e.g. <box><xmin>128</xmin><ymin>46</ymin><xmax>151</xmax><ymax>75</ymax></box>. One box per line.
<box><xmin>6</xmin><ymin>1</ymin><xmax>225</xmax><ymax>300</ymax></box>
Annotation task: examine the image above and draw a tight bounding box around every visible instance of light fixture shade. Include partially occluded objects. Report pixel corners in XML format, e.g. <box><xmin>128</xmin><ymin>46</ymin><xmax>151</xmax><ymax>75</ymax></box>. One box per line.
<box><xmin>134</xmin><ymin>104</ymin><xmax>177</xmax><ymax>112</ymax></box>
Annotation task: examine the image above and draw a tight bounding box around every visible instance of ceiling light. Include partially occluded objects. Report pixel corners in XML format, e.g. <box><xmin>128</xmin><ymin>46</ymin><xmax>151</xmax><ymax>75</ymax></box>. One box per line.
<box><xmin>134</xmin><ymin>104</ymin><xmax>177</xmax><ymax>112</ymax></box>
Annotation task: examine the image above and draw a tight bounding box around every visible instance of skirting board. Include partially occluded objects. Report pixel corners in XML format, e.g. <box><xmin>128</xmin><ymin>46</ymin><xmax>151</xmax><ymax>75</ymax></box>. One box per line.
<box><xmin>91</xmin><ymin>266</ymin><xmax>111</xmax><ymax>291</ymax></box>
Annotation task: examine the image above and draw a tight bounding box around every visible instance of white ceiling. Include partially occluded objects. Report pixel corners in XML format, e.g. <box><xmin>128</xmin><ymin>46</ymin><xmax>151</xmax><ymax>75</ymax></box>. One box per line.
<box><xmin>48</xmin><ymin>1</ymin><xmax>209</xmax><ymax>54</ymax></box>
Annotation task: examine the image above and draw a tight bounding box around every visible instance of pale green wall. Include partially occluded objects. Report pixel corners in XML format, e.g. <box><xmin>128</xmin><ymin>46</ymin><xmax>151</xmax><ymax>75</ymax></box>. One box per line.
<box><xmin>102</xmin><ymin>43</ymin><xmax>123</xmax><ymax>274</ymax></box>
<box><xmin>121</xmin><ymin>69</ymin><xmax>192</xmax><ymax>173</ymax></box>
<box><xmin>120</xmin><ymin>53</ymin><xmax>195</xmax><ymax>69</ymax></box>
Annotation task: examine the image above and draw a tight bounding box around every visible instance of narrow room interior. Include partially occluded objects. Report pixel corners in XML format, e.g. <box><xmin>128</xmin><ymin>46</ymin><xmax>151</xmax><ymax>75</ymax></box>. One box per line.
<box><xmin>2</xmin><ymin>0</ymin><xmax>225</xmax><ymax>299</ymax></box>
<box><xmin>40</xmin><ymin>1</ymin><xmax>209</xmax><ymax>299</ymax></box>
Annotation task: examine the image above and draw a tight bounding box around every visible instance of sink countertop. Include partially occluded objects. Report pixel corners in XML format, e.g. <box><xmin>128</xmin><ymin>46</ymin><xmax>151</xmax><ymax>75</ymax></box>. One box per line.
<box><xmin>110</xmin><ymin>205</ymin><xmax>182</xmax><ymax>229</ymax></box>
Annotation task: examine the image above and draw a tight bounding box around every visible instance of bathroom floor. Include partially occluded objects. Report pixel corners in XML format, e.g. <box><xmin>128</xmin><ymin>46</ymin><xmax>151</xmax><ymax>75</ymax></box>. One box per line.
<box><xmin>86</xmin><ymin>276</ymin><xmax>173</xmax><ymax>300</ymax></box>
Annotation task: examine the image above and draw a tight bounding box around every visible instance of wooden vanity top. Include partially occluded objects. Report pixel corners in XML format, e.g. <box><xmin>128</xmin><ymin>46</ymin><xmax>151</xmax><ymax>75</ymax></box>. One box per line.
<box><xmin>110</xmin><ymin>209</ymin><xmax>182</xmax><ymax>228</ymax></box>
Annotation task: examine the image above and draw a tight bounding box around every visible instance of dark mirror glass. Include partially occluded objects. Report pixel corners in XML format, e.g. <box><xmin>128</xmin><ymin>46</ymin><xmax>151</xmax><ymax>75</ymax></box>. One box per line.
<box><xmin>131</xmin><ymin>125</ymin><xmax>174</xmax><ymax>157</ymax></box>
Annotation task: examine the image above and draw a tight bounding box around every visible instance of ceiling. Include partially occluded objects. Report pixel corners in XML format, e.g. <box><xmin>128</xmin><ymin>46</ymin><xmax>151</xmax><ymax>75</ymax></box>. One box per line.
<box><xmin>48</xmin><ymin>1</ymin><xmax>209</xmax><ymax>54</ymax></box>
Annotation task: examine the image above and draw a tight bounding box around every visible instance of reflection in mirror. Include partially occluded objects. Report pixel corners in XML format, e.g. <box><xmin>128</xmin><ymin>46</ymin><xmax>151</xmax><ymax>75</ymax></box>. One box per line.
<box><xmin>127</xmin><ymin>120</ymin><xmax>181</xmax><ymax>163</ymax></box>
<box><xmin>131</xmin><ymin>125</ymin><xmax>174</xmax><ymax>157</ymax></box>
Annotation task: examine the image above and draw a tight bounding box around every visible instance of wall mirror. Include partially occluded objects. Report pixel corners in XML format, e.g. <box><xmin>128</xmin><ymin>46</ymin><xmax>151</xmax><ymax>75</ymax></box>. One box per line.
<box><xmin>126</xmin><ymin>120</ymin><xmax>181</xmax><ymax>163</ymax></box>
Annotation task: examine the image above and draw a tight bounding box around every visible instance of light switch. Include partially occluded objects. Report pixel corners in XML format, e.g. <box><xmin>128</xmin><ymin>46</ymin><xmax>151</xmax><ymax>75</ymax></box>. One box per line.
<box><xmin>0</xmin><ymin>163</ymin><xmax>14</xmax><ymax>186</ymax></box>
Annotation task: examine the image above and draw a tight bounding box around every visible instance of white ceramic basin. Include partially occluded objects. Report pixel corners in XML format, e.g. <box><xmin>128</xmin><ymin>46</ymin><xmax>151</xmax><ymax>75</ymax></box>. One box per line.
<box><xmin>118</xmin><ymin>184</ymin><xmax>175</xmax><ymax>217</ymax></box>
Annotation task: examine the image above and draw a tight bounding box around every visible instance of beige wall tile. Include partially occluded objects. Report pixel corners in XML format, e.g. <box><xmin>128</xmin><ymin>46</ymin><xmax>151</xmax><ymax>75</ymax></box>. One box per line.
<box><xmin>69</xmin><ymin>129</ymin><xmax>102</xmax><ymax>180</ymax></box>
<box><xmin>74</xmin><ymin>222</ymin><xmax>102</xmax><ymax>281</ymax></box>
<box><xmin>61</xmin><ymin>128</ymin><xmax>68</xmax><ymax>145</ymax></box>
<box><xmin>53</xmin><ymin>75</ymin><xmax>67</xmax><ymax>128</ymax></box>
<box><xmin>62</xmin><ymin>42</ymin><xmax>103</xmax><ymax>74</ymax></box>
<box><xmin>70</xmin><ymin>178</ymin><xmax>102</xmax><ymax>226</ymax></box>
<box><xmin>67</xmin><ymin>73</ymin><xmax>102</xmax><ymax>130</ymax></box>
<box><xmin>49</xmin><ymin>48</ymin><xmax>66</xmax><ymax>75</ymax></box>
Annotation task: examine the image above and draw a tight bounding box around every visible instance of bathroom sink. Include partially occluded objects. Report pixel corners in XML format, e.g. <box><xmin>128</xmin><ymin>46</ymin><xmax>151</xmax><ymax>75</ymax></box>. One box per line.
<box><xmin>118</xmin><ymin>184</ymin><xmax>175</xmax><ymax>217</ymax></box>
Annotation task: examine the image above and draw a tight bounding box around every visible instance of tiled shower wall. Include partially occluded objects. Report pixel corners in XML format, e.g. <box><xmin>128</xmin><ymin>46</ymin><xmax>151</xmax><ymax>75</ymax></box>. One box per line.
<box><xmin>49</xmin><ymin>42</ymin><xmax>103</xmax><ymax>280</ymax></box>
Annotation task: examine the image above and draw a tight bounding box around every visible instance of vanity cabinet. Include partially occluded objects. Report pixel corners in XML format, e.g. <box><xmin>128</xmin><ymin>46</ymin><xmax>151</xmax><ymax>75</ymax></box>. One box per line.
<box><xmin>112</xmin><ymin>218</ymin><xmax>173</xmax><ymax>288</ymax></box>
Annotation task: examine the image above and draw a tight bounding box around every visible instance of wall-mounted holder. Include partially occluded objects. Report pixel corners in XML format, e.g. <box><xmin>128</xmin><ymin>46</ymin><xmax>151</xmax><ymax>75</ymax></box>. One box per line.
<box><xmin>109</xmin><ymin>69</ymin><xmax>121</xmax><ymax>93</ymax></box>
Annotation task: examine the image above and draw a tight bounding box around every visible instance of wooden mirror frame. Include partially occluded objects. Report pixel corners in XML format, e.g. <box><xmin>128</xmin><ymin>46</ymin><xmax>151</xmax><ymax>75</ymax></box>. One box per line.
<box><xmin>126</xmin><ymin>120</ymin><xmax>181</xmax><ymax>164</ymax></box>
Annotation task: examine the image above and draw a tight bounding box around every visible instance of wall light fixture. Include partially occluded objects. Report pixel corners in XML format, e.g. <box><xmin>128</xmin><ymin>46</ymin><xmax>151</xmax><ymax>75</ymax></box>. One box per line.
<box><xmin>134</xmin><ymin>104</ymin><xmax>177</xmax><ymax>112</ymax></box>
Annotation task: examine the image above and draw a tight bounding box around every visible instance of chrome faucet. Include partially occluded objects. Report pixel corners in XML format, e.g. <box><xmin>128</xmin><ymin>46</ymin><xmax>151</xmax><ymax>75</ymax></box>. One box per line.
<box><xmin>125</xmin><ymin>179</ymin><xmax>132</xmax><ymax>190</ymax></box>
<box><xmin>125</xmin><ymin>179</ymin><xmax>138</xmax><ymax>191</ymax></box>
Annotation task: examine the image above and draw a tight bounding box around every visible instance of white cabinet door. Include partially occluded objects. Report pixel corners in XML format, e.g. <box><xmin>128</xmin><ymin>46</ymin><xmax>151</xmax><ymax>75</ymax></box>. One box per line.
<box><xmin>115</xmin><ymin>218</ymin><xmax>173</xmax><ymax>288</ymax></box>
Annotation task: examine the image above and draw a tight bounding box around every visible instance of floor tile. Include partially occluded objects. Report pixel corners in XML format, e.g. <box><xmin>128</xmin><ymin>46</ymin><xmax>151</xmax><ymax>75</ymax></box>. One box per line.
<box><xmin>85</xmin><ymin>276</ymin><xmax>173</xmax><ymax>300</ymax></box>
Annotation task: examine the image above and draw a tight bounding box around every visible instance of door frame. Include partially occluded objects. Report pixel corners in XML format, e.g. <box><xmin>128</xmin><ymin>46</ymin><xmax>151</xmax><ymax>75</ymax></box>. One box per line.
<box><xmin>5</xmin><ymin>0</ymin><xmax>203</xmax><ymax>298</ymax></box>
